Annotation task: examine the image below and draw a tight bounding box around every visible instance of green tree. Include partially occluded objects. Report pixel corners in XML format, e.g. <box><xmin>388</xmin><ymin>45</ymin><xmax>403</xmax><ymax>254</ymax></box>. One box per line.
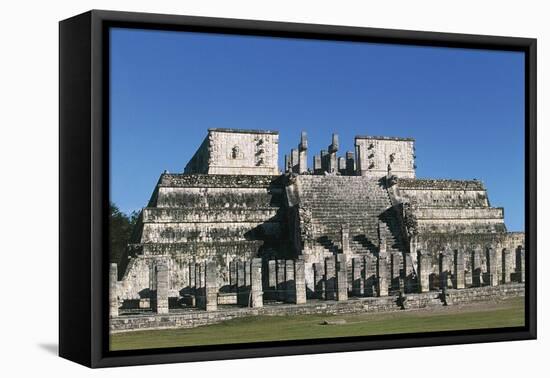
<box><xmin>110</xmin><ymin>202</ymin><xmax>139</xmax><ymax>266</ymax></box>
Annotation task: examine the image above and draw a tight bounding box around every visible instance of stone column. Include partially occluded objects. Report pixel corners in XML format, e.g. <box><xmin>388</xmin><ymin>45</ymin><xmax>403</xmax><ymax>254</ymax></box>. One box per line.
<box><xmin>338</xmin><ymin>157</ymin><xmax>346</xmax><ymax>174</ymax></box>
<box><xmin>267</xmin><ymin>260</ymin><xmax>277</xmax><ymax>300</ymax></box>
<box><xmin>250</xmin><ymin>258</ymin><xmax>263</xmax><ymax>308</ymax></box>
<box><xmin>149</xmin><ymin>263</ymin><xmax>157</xmax><ymax>292</ymax></box>
<box><xmin>109</xmin><ymin>263</ymin><xmax>118</xmax><ymax>318</ymax></box>
<box><xmin>189</xmin><ymin>263</ymin><xmax>196</xmax><ymax>291</ymax></box>
<box><xmin>184</xmin><ymin>263</ymin><xmax>195</xmax><ymax>307</ymax></box>
<box><xmin>154</xmin><ymin>264</ymin><xmax>169</xmax><ymax>314</ymax></box>
<box><xmin>417</xmin><ymin>250</ymin><xmax>431</xmax><ymax>293</ymax></box>
<box><xmin>346</xmin><ymin>151</ymin><xmax>355</xmax><ymax>175</ymax></box>
<box><xmin>295</xmin><ymin>258</ymin><xmax>307</xmax><ymax>304</ymax></box>
<box><xmin>276</xmin><ymin>259</ymin><xmax>286</xmax><ymax>301</ymax></box>
<box><xmin>313</xmin><ymin>262</ymin><xmax>325</xmax><ymax>299</ymax></box>
<box><xmin>502</xmin><ymin>248</ymin><xmax>513</xmax><ymax>283</ymax></box>
<box><xmin>365</xmin><ymin>255</ymin><xmax>376</xmax><ymax>296</ymax></box>
<box><xmin>291</xmin><ymin>148</ymin><xmax>299</xmax><ymax>173</ymax></box>
<box><xmin>237</xmin><ymin>260</ymin><xmax>248</xmax><ymax>306</ymax></box>
<box><xmin>486</xmin><ymin>247</ymin><xmax>499</xmax><ymax>286</ymax></box>
<box><xmin>313</xmin><ymin>155</ymin><xmax>322</xmax><ymax>175</ymax></box>
<box><xmin>229</xmin><ymin>261</ymin><xmax>237</xmax><ymax>292</ymax></box>
<box><xmin>453</xmin><ymin>249</ymin><xmax>465</xmax><ymax>289</ymax></box>
<box><xmin>439</xmin><ymin>251</ymin><xmax>452</xmax><ymax>289</ymax></box>
<box><xmin>195</xmin><ymin>263</ymin><xmax>205</xmax><ymax>309</ymax></box>
<box><xmin>244</xmin><ymin>260</ymin><xmax>251</xmax><ymax>289</ymax></box>
<box><xmin>328</xmin><ymin>134</ymin><xmax>339</xmax><ymax>173</ymax></box>
<box><xmin>298</xmin><ymin>131</ymin><xmax>308</xmax><ymax>174</ymax></box>
<box><xmin>285</xmin><ymin>260</ymin><xmax>296</xmax><ymax>303</ymax></box>
<box><xmin>391</xmin><ymin>252</ymin><xmax>402</xmax><ymax>290</ymax></box>
<box><xmin>205</xmin><ymin>261</ymin><xmax>218</xmax><ymax>311</ymax></box>
<box><xmin>472</xmin><ymin>249</ymin><xmax>483</xmax><ymax>287</ymax></box>
<box><xmin>377</xmin><ymin>251</ymin><xmax>389</xmax><ymax>297</ymax></box>
<box><xmin>320</xmin><ymin>149</ymin><xmax>328</xmax><ymax>172</ymax></box>
<box><xmin>284</xmin><ymin>154</ymin><xmax>291</xmax><ymax>173</ymax></box>
<box><xmin>324</xmin><ymin>256</ymin><xmax>337</xmax><ymax>300</ymax></box>
<box><xmin>516</xmin><ymin>246</ymin><xmax>525</xmax><ymax>283</ymax></box>
<box><xmin>336</xmin><ymin>254</ymin><xmax>348</xmax><ymax>301</ymax></box>
<box><xmin>341</xmin><ymin>224</ymin><xmax>350</xmax><ymax>255</ymax></box>
<box><xmin>352</xmin><ymin>257</ymin><xmax>364</xmax><ymax>297</ymax></box>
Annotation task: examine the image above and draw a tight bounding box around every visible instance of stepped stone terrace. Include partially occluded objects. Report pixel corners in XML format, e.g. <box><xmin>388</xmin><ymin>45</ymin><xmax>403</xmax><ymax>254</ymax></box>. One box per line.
<box><xmin>110</xmin><ymin>128</ymin><xmax>525</xmax><ymax>331</ymax></box>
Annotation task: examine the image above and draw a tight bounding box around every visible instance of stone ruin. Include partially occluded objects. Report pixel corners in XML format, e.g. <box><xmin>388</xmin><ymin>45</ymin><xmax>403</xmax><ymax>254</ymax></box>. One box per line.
<box><xmin>110</xmin><ymin>128</ymin><xmax>525</xmax><ymax>328</ymax></box>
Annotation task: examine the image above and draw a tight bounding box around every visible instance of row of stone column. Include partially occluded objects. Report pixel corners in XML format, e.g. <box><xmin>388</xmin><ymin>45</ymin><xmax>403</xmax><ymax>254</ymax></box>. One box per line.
<box><xmin>229</xmin><ymin>258</ymin><xmax>264</xmax><ymax>308</ymax></box>
<box><xmin>264</xmin><ymin>259</ymin><xmax>307</xmax><ymax>304</ymax></box>
<box><xmin>283</xmin><ymin>132</ymin><xmax>356</xmax><ymax>175</ymax></box>
<box><xmin>284</xmin><ymin>132</ymin><xmax>308</xmax><ymax>174</ymax></box>
<box><xmin>312</xmin><ymin>252</ymin><xmax>393</xmax><ymax>300</ymax></box>
<box><xmin>417</xmin><ymin>246</ymin><xmax>525</xmax><ymax>293</ymax></box>
<box><xmin>110</xmin><ymin>261</ymin><xmax>219</xmax><ymax>318</ymax></box>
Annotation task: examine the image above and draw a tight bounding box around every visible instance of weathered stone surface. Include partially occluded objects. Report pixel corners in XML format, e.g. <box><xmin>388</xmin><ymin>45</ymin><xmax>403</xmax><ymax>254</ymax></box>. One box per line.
<box><xmin>325</xmin><ymin>257</ymin><xmax>336</xmax><ymax>300</ymax></box>
<box><xmin>250</xmin><ymin>258</ymin><xmax>263</xmax><ymax>308</ymax></box>
<box><xmin>472</xmin><ymin>248</ymin><xmax>483</xmax><ymax>287</ymax></box>
<box><xmin>486</xmin><ymin>247</ymin><xmax>499</xmax><ymax>287</ymax></box>
<box><xmin>453</xmin><ymin>249</ymin><xmax>465</xmax><ymax>289</ymax></box>
<box><xmin>205</xmin><ymin>261</ymin><xmax>218</xmax><ymax>311</ymax></box>
<box><xmin>502</xmin><ymin>248</ymin><xmax>513</xmax><ymax>283</ymax></box>
<box><xmin>439</xmin><ymin>250</ymin><xmax>453</xmax><ymax>289</ymax></box>
<box><xmin>377</xmin><ymin>250</ymin><xmax>389</xmax><ymax>297</ymax></box>
<box><xmin>229</xmin><ymin>261</ymin><xmax>237</xmax><ymax>292</ymax></box>
<box><xmin>285</xmin><ymin>260</ymin><xmax>296</xmax><ymax>303</ymax></box>
<box><xmin>355</xmin><ymin>136</ymin><xmax>415</xmax><ymax>178</ymax></box>
<box><xmin>336</xmin><ymin>254</ymin><xmax>348</xmax><ymax>301</ymax></box>
<box><xmin>109</xmin><ymin>264</ymin><xmax>118</xmax><ymax>318</ymax></box>
<box><xmin>391</xmin><ymin>252</ymin><xmax>402</xmax><ymax>290</ymax></box>
<box><xmin>154</xmin><ymin>264</ymin><xmax>169</xmax><ymax>314</ymax></box>
<box><xmin>313</xmin><ymin>155</ymin><xmax>322</xmax><ymax>174</ymax></box>
<box><xmin>267</xmin><ymin>260</ymin><xmax>277</xmax><ymax>300</ymax></box>
<box><xmin>313</xmin><ymin>262</ymin><xmax>325</xmax><ymax>299</ymax></box>
<box><xmin>185</xmin><ymin>129</ymin><xmax>279</xmax><ymax>175</ymax></box>
<box><xmin>111</xmin><ymin>128</ymin><xmax>526</xmax><ymax>331</ymax></box>
<box><xmin>276</xmin><ymin>259</ymin><xmax>286</xmax><ymax>301</ymax></box>
<box><xmin>237</xmin><ymin>260</ymin><xmax>248</xmax><ymax>306</ymax></box>
<box><xmin>352</xmin><ymin>257</ymin><xmax>364</xmax><ymax>297</ymax></box>
<box><xmin>516</xmin><ymin>246</ymin><xmax>525</xmax><ymax>283</ymax></box>
<box><xmin>417</xmin><ymin>250</ymin><xmax>431</xmax><ymax>293</ymax></box>
<box><xmin>345</xmin><ymin>151</ymin><xmax>355</xmax><ymax>175</ymax></box>
<box><xmin>341</xmin><ymin>224</ymin><xmax>350</xmax><ymax>255</ymax></box>
<box><xmin>294</xmin><ymin>258</ymin><xmax>307</xmax><ymax>305</ymax></box>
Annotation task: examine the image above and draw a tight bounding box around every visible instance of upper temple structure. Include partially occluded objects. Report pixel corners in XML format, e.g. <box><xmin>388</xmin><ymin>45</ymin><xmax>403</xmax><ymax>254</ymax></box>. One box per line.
<box><xmin>110</xmin><ymin>128</ymin><xmax>525</xmax><ymax>331</ymax></box>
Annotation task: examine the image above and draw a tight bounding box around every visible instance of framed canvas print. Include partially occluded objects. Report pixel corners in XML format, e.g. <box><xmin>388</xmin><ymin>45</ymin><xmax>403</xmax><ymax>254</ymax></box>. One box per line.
<box><xmin>59</xmin><ymin>10</ymin><xmax>536</xmax><ymax>368</ymax></box>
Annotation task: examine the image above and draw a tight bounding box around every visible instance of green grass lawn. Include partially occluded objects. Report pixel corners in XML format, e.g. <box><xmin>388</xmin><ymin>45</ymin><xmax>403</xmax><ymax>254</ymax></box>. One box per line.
<box><xmin>110</xmin><ymin>297</ymin><xmax>524</xmax><ymax>351</ymax></box>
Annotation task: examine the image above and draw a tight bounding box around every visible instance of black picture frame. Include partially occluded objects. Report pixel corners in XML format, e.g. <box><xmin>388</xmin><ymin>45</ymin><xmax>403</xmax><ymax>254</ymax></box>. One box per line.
<box><xmin>59</xmin><ymin>9</ymin><xmax>537</xmax><ymax>368</ymax></box>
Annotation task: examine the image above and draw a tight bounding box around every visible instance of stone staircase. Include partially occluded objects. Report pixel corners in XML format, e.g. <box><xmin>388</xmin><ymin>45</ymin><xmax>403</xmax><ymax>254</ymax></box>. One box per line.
<box><xmin>292</xmin><ymin>176</ymin><xmax>406</xmax><ymax>256</ymax></box>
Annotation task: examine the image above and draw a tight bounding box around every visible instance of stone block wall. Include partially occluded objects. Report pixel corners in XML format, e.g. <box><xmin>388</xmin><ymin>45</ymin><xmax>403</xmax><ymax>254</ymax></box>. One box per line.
<box><xmin>355</xmin><ymin>136</ymin><xmax>415</xmax><ymax>178</ymax></box>
<box><xmin>116</xmin><ymin>173</ymin><xmax>291</xmax><ymax>306</ymax></box>
<box><xmin>411</xmin><ymin>232</ymin><xmax>525</xmax><ymax>281</ymax></box>
<box><xmin>185</xmin><ymin>128</ymin><xmax>279</xmax><ymax>176</ymax></box>
<box><xmin>392</xmin><ymin>178</ymin><xmax>507</xmax><ymax>234</ymax></box>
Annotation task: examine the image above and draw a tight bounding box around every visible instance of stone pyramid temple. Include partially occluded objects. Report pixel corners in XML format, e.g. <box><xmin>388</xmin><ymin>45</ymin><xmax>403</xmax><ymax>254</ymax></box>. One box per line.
<box><xmin>110</xmin><ymin>128</ymin><xmax>525</xmax><ymax>331</ymax></box>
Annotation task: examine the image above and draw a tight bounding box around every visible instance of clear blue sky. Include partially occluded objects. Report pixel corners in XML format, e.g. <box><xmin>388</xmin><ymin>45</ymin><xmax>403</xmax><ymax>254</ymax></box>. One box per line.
<box><xmin>110</xmin><ymin>28</ymin><xmax>525</xmax><ymax>231</ymax></box>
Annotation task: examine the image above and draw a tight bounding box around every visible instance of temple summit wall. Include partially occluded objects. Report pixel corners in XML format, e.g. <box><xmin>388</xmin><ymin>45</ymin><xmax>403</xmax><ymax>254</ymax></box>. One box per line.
<box><xmin>185</xmin><ymin>128</ymin><xmax>279</xmax><ymax>176</ymax></box>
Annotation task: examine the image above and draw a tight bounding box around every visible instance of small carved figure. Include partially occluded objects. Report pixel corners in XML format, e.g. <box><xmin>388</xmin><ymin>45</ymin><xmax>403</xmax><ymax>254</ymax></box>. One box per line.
<box><xmin>231</xmin><ymin>145</ymin><xmax>240</xmax><ymax>159</ymax></box>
